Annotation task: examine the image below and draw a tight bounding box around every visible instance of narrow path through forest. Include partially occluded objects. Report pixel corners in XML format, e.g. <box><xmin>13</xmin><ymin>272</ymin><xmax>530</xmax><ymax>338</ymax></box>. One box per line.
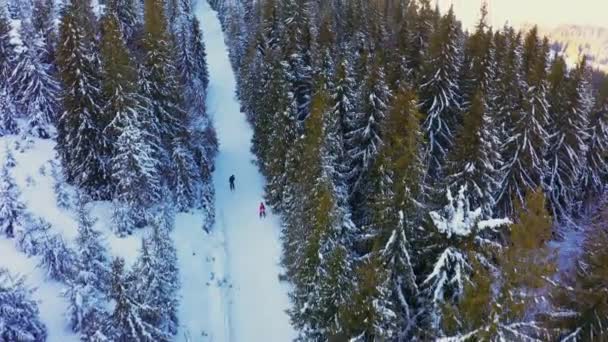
<box><xmin>173</xmin><ymin>2</ymin><xmax>295</xmax><ymax>341</ymax></box>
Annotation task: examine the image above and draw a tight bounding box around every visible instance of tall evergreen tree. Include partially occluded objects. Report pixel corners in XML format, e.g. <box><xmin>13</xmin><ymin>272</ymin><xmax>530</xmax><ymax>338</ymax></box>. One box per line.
<box><xmin>497</xmin><ymin>27</ymin><xmax>549</xmax><ymax>216</ymax></box>
<box><xmin>445</xmin><ymin>90</ymin><xmax>499</xmax><ymax>215</ymax></box>
<box><xmin>57</xmin><ymin>0</ymin><xmax>110</xmax><ymax>198</ymax></box>
<box><xmin>582</xmin><ymin>77</ymin><xmax>608</xmax><ymax>201</ymax></box>
<box><xmin>104</xmin><ymin>257</ymin><xmax>170</xmax><ymax>341</ymax></box>
<box><xmin>345</xmin><ymin>58</ymin><xmax>390</xmax><ymax>219</ymax></box>
<box><xmin>11</xmin><ymin>23</ymin><xmax>60</xmax><ymax>138</ymax></box>
<box><xmin>419</xmin><ymin>7</ymin><xmax>462</xmax><ymax>178</ymax></box>
<box><xmin>545</xmin><ymin>56</ymin><xmax>590</xmax><ymax>219</ymax></box>
<box><xmin>0</xmin><ymin>268</ymin><xmax>47</xmax><ymax>342</ymax></box>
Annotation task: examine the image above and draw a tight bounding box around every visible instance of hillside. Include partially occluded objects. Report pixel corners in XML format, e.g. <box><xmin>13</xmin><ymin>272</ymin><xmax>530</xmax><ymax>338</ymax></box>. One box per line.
<box><xmin>523</xmin><ymin>23</ymin><xmax>608</xmax><ymax>71</ymax></box>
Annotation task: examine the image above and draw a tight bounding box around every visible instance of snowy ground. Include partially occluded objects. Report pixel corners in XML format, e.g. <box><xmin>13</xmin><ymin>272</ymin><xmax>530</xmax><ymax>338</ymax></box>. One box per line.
<box><xmin>173</xmin><ymin>2</ymin><xmax>295</xmax><ymax>341</ymax></box>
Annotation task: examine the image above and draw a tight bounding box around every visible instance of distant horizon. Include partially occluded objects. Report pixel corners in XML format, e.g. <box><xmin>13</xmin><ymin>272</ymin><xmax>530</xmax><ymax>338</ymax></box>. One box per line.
<box><xmin>436</xmin><ymin>0</ymin><xmax>608</xmax><ymax>31</ymax></box>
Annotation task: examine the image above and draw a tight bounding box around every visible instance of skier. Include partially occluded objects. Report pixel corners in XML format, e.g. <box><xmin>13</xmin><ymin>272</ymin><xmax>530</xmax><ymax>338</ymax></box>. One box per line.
<box><xmin>259</xmin><ymin>202</ymin><xmax>266</xmax><ymax>218</ymax></box>
<box><xmin>229</xmin><ymin>175</ymin><xmax>235</xmax><ymax>191</ymax></box>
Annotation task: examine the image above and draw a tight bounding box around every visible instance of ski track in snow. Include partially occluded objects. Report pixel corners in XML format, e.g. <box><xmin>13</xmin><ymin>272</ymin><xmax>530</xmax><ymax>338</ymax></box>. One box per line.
<box><xmin>174</xmin><ymin>2</ymin><xmax>295</xmax><ymax>341</ymax></box>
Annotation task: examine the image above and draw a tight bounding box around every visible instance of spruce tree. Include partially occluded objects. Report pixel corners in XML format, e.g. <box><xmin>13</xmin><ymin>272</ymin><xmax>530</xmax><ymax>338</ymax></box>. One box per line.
<box><xmin>16</xmin><ymin>216</ymin><xmax>51</xmax><ymax>256</ymax></box>
<box><xmin>345</xmin><ymin>58</ymin><xmax>390</xmax><ymax>218</ymax></box>
<box><xmin>582</xmin><ymin>77</ymin><xmax>608</xmax><ymax>201</ymax></box>
<box><xmin>497</xmin><ymin>27</ymin><xmax>549</xmax><ymax>216</ymax></box>
<box><xmin>419</xmin><ymin>7</ymin><xmax>462</xmax><ymax>178</ymax></box>
<box><xmin>11</xmin><ymin>23</ymin><xmax>60</xmax><ymax>139</ymax></box>
<box><xmin>38</xmin><ymin>234</ymin><xmax>77</xmax><ymax>281</ymax></box>
<box><xmin>31</xmin><ymin>0</ymin><xmax>57</xmax><ymax>66</ymax></box>
<box><xmin>442</xmin><ymin>189</ymin><xmax>555</xmax><ymax>340</ymax></box>
<box><xmin>286</xmin><ymin>88</ymin><xmax>354</xmax><ymax>341</ymax></box>
<box><xmin>0</xmin><ymin>163</ymin><xmax>25</xmax><ymax>238</ymax></box>
<box><xmin>105</xmin><ymin>0</ymin><xmax>139</xmax><ymax>44</ymax></box>
<box><xmin>57</xmin><ymin>0</ymin><xmax>110</xmax><ymax>198</ymax></box>
<box><xmin>445</xmin><ymin>90</ymin><xmax>499</xmax><ymax>215</ymax></box>
<box><xmin>545</xmin><ymin>56</ymin><xmax>590</xmax><ymax>219</ymax></box>
<box><xmin>0</xmin><ymin>268</ymin><xmax>47</xmax><ymax>342</ymax></box>
<box><xmin>104</xmin><ymin>257</ymin><xmax>170</xmax><ymax>341</ymax></box>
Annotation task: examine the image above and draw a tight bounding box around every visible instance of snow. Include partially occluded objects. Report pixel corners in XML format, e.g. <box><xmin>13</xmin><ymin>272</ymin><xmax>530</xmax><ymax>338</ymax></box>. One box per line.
<box><xmin>0</xmin><ymin>137</ymin><xmax>79</xmax><ymax>342</ymax></box>
<box><xmin>172</xmin><ymin>2</ymin><xmax>295</xmax><ymax>341</ymax></box>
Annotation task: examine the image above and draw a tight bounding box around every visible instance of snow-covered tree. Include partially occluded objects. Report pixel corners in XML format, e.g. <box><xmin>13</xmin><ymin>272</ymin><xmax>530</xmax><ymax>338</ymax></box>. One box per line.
<box><xmin>445</xmin><ymin>91</ymin><xmax>500</xmax><ymax>216</ymax></box>
<box><xmin>0</xmin><ymin>87</ymin><xmax>18</xmax><ymax>136</ymax></box>
<box><xmin>50</xmin><ymin>161</ymin><xmax>72</xmax><ymax>210</ymax></box>
<box><xmin>170</xmin><ymin>137</ymin><xmax>200</xmax><ymax>211</ymax></box>
<box><xmin>57</xmin><ymin>0</ymin><xmax>110</xmax><ymax>198</ymax></box>
<box><xmin>31</xmin><ymin>0</ymin><xmax>57</xmax><ymax>66</ymax></box>
<box><xmin>11</xmin><ymin>23</ymin><xmax>60</xmax><ymax>139</ymax></box>
<box><xmin>345</xmin><ymin>59</ymin><xmax>390</xmax><ymax>213</ymax></box>
<box><xmin>105</xmin><ymin>0</ymin><xmax>139</xmax><ymax>45</ymax></box>
<box><xmin>549</xmin><ymin>204</ymin><xmax>608</xmax><ymax>340</ymax></box>
<box><xmin>0</xmin><ymin>268</ymin><xmax>47</xmax><ymax>341</ymax></box>
<box><xmin>38</xmin><ymin>234</ymin><xmax>77</xmax><ymax>281</ymax></box>
<box><xmin>582</xmin><ymin>77</ymin><xmax>608</xmax><ymax>201</ymax></box>
<box><xmin>0</xmin><ymin>163</ymin><xmax>25</xmax><ymax>238</ymax></box>
<box><xmin>497</xmin><ymin>28</ymin><xmax>550</xmax><ymax>216</ymax></box>
<box><xmin>4</xmin><ymin>144</ymin><xmax>16</xmax><ymax>168</ymax></box>
<box><xmin>419</xmin><ymin>7</ymin><xmax>462</xmax><ymax>177</ymax></box>
<box><xmin>423</xmin><ymin>185</ymin><xmax>510</xmax><ymax>332</ymax></box>
<box><xmin>16</xmin><ymin>216</ymin><xmax>51</xmax><ymax>256</ymax></box>
<box><xmin>104</xmin><ymin>257</ymin><xmax>170</xmax><ymax>341</ymax></box>
<box><xmin>545</xmin><ymin>57</ymin><xmax>591</xmax><ymax>219</ymax></box>
<box><xmin>74</xmin><ymin>192</ymin><xmax>110</xmax><ymax>294</ymax></box>
<box><xmin>131</xmin><ymin>235</ymin><xmax>179</xmax><ymax>336</ymax></box>
<box><xmin>441</xmin><ymin>188</ymin><xmax>555</xmax><ymax>340</ymax></box>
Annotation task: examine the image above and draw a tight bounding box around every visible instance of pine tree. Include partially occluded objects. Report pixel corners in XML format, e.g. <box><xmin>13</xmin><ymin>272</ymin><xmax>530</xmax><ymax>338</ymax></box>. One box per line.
<box><xmin>31</xmin><ymin>0</ymin><xmax>57</xmax><ymax>66</ymax></box>
<box><xmin>281</xmin><ymin>0</ymin><xmax>312</xmax><ymax>121</ymax></box>
<box><xmin>545</xmin><ymin>57</ymin><xmax>591</xmax><ymax>219</ymax></box>
<box><xmin>445</xmin><ymin>90</ymin><xmax>499</xmax><ymax>215</ymax></box>
<box><xmin>104</xmin><ymin>257</ymin><xmax>170</xmax><ymax>341</ymax></box>
<box><xmin>582</xmin><ymin>77</ymin><xmax>608</xmax><ymax>201</ymax></box>
<box><xmin>345</xmin><ymin>58</ymin><xmax>390</xmax><ymax>217</ymax></box>
<box><xmin>131</xmin><ymin>234</ymin><xmax>179</xmax><ymax>336</ymax></box>
<box><xmin>38</xmin><ymin>234</ymin><xmax>77</xmax><ymax>281</ymax></box>
<box><xmin>100</xmin><ymin>10</ymin><xmax>161</xmax><ymax>225</ymax></box>
<box><xmin>11</xmin><ymin>23</ymin><xmax>60</xmax><ymax>139</ymax></box>
<box><xmin>375</xmin><ymin>88</ymin><xmax>426</xmax><ymax>338</ymax></box>
<box><xmin>423</xmin><ymin>185</ymin><xmax>510</xmax><ymax>333</ymax></box>
<box><xmin>51</xmin><ymin>161</ymin><xmax>72</xmax><ymax>210</ymax></box>
<box><xmin>285</xmin><ymin>88</ymin><xmax>354</xmax><ymax>340</ymax></box>
<box><xmin>74</xmin><ymin>193</ymin><xmax>110</xmax><ymax>294</ymax></box>
<box><xmin>57</xmin><ymin>0</ymin><xmax>110</xmax><ymax>198</ymax></box>
<box><xmin>105</xmin><ymin>0</ymin><xmax>139</xmax><ymax>44</ymax></box>
<box><xmin>419</xmin><ymin>7</ymin><xmax>462</xmax><ymax>178</ymax></box>
<box><xmin>0</xmin><ymin>6</ymin><xmax>16</xmax><ymax>81</ymax></box>
<box><xmin>0</xmin><ymin>163</ymin><xmax>25</xmax><ymax>238</ymax></box>
<box><xmin>497</xmin><ymin>27</ymin><xmax>549</xmax><ymax>216</ymax></box>
<box><xmin>442</xmin><ymin>189</ymin><xmax>555</xmax><ymax>340</ymax></box>
<box><xmin>0</xmin><ymin>268</ymin><xmax>47</xmax><ymax>342</ymax></box>
<box><xmin>16</xmin><ymin>216</ymin><xmax>51</xmax><ymax>256</ymax></box>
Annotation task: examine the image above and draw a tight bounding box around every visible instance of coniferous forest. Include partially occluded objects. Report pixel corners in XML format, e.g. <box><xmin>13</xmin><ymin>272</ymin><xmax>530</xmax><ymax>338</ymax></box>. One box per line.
<box><xmin>0</xmin><ymin>0</ymin><xmax>217</xmax><ymax>340</ymax></box>
<box><xmin>0</xmin><ymin>0</ymin><xmax>607</xmax><ymax>341</ymax></box>
<box><xmin>211</xmin><ymin>0</ymin><xmax>608</xmax><ymax>340</ymax></box>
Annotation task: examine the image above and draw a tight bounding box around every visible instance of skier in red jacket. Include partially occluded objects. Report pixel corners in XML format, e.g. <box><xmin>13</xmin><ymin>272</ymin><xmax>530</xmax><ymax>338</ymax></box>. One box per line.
<box><xmin>259</xmin><ymin>202</ymin><xmax>266</xmax><ymax>218</ymax></box>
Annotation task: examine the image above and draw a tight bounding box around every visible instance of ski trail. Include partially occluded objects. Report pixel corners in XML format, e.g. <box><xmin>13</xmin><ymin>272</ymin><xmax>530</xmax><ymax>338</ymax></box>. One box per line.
<box><xmin>191</xmin><ymin>1</ymin><xmax>296</xmax><ymax>341</ymax></box>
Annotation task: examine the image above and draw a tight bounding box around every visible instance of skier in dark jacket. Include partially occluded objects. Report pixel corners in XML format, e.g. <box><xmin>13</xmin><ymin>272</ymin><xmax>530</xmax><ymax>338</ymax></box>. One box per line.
<box><xmin>259</xmin><ymin>202</ymin><xmax>266</xmax><ymax>218</ymax></box>
<box><xmin>229</xmin><ymin>175</ymin><xmax>235</xmax><ymax>191</ymax></box>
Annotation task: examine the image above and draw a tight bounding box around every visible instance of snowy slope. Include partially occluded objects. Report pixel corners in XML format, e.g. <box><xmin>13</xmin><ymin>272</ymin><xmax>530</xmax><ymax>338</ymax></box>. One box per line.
<box><xmin>172</xmin><ymin>2</ymin><xmax>295</xmax><ymax>341</ymax></box>
<box><xmin>0</xmin><ymin>138</ymin><xmax>79</xmax><ymax>342</ymax></box>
